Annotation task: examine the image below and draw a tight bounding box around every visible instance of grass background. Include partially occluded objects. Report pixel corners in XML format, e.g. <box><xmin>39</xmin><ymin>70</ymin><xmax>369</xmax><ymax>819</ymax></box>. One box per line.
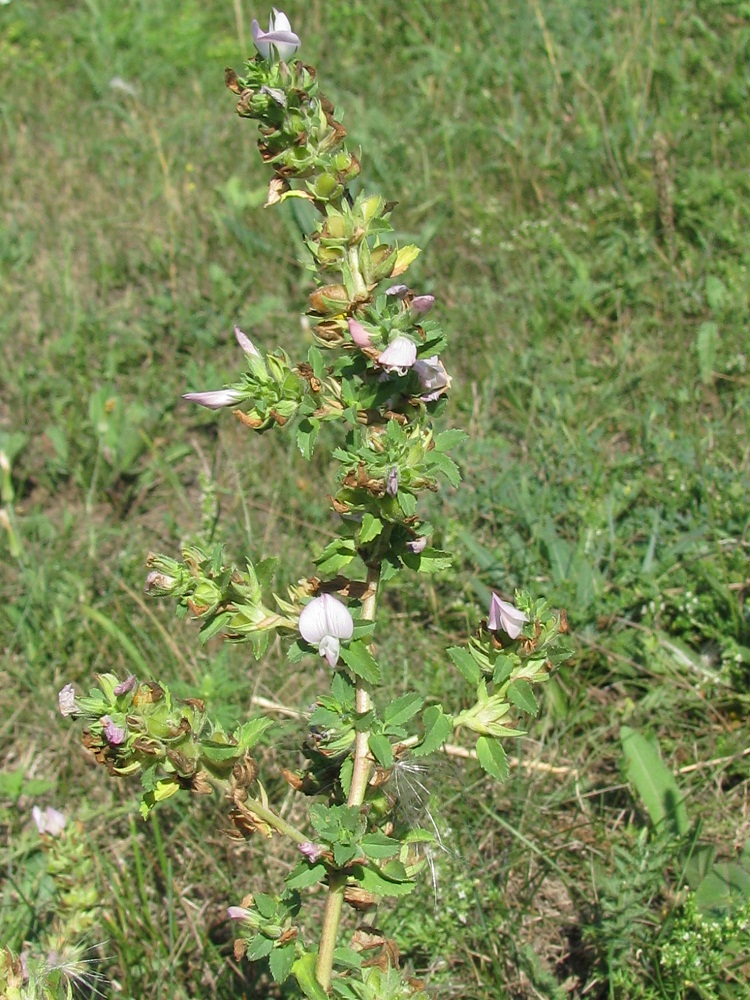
<box><xmin>1</xmin><ymin>0</ymin><xmax>749</xmax><ymax>996</ymax></box>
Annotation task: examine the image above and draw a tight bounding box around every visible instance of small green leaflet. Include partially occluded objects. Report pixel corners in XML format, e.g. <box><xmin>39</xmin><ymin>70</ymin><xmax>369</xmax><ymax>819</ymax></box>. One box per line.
<box><xmin>433</xmin><ymin>429</ymin><xmax>468</xmax><ymax>452</ymax></box>
<box><xmin>285</xmin><ymin>862</ymin><xmax>327</xmax><ymax>890</ymax></box>
<box><xmin>413</xmin><ymin>705</ymin><xmax>452</xmax><ymax>757</ymax></box>
<box><xmin>359</xmin><ymin>512</ymin><xmax>383</xmax><ymax>543</ymax></box>
<box><xmin>402</xmin><ymin>547</ymin><xmax>453</xmax><ymax>575</ymax></box>
<box><xmin>233</xmin><ymin>716</ymin><xmax>276</xmax><ymax>750</ymax></box>
<box><xmin>246</xmin><ymin>935</ymin><xmax>274</xmax><ymax>960</ymax></box>
<box><xmin>360</xmin><ymin>832</ymin><xmax>400</xmax><ymax>860</ymax></box>
<box><xmin>476</xmin><ymin>736</ymin><xmax>509</xmax><ymax>781</ymax></box>
<box><xmin>368</xmin><ymin>732</ymin><xmax>394</xmax><ymax>768</ymax></box>
<box><xmin>269</xmin><ymin>943</ymin><xmax>296</xmax><ymax>984</ymax></box>
<box><xmin>353</xmin><ymin>862</ymin><xmax>416</xmax><ymax>897</ymax></box>
<box><xmin>340</xmin><ymin>641</ymin><xmax>381</xmax><ymax>684</ymax></box>
<box><xmin>507</xmin><ymin>679</ymin><xmax>539</xmax><ymax>716</ymax></box>
<box><xmin>448</xmin><ymin>646</ymin><xmax>481</xmax><ymax>684</ymax></box>
<box><xmin>383</xmin><ymin>692</ymin><xmax>423</xmax><ymax>727</ymax></box>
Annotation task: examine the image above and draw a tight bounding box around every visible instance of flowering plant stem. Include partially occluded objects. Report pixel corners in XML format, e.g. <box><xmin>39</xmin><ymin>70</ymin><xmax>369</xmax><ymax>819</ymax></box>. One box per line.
<box><xmin>316</xmin><ymin>561</ymin><xmax>381</xmax><ymax>989</ymax></box>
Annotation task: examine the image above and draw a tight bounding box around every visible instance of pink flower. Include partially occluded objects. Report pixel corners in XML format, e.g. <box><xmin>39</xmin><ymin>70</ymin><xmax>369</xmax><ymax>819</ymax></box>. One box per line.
<box><xmin>378</xmin><ymin>336</ymin><xmax>417</xmax><ymax>375</ymax></box>
<box><xmin>413</xmin><ymin>356</ymin><xmax>452</xmax><ymax>401</ymax></box>
<box><xmin>298</xmin><ymin>841</ymin><xmax>324</xmax><ymax>863</ymax></box>
<box><xmin>227</xmin><ymin>906</ymin><xmax>252</xmax><ymax>921</ymax></box>
<box><xmin>183</xmin><ymin>388</ymin><xmax>243</xmax><ymax>410</ymax></box>
<box><xmin>32</xmin><ymin>806</ymin><xmax>66</xmax><ymax>837</ymax></box>
<box><xmin>488</xmin><ymin>594</ymin><xmax>528</xmax><ymax>640</ymax></box>
<box><xmin>348</xmin><ymin>318</ymin><xmax>373</xmax><ymax>348</ymax></box>
<box><xmin>411</xmin><ymin>294</ymin><xmax>435</xmax><ymax>316</ymax></box>
<box><xmin>251</xmin><ymin>9</ymin><xmax>300</xmax><ymax>62</ymax></box>
<box><xmin>234</xmin><ymin>326</ymin><xmax>261</xmax><ymax>357</ymax></box>
<box><xmin>299</xmin><ymin>594</ymin><xmax>354</xmax><ymax>668</ymax></box>
<box><xmin>114</xmin><ymin>675</ymin><xmax>136</xmax><ymax>695</ymax></box>
<box><xmin>407</xmin><ymin>536</ymin><xmax>427</xmax><ymax>554</ymax></box>
<box><xmin>101</xmin><ymin>716</ymin><xmax>127</xmax><ymax>745</ymax></box>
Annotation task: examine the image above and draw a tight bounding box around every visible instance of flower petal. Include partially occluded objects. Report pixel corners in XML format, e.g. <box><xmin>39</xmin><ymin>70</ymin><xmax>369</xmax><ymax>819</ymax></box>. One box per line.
<box><xmin>183</xmin><ymin>389</ymin><xmax>243</xmax><ymax>410</ymax></box>
<box><xmin>378</xmin><ymin>336</ymin><xmax>417</xmax><ymax>372</ymax></box>
<box><xmin>299</xmin><ymin>594</ymin><xmax>353</xmax><ymax>643</ymax></box>
<box><xmin>234</xmin><ymin>326</ymin><xmax>261</xmax><ymax>357</ymax></box>
<box><xmin>348</xmin><ymin>318</ymin><xmax>373</xmax><ymax>348</ymax></box>
<box><xmin>58</xmin><ymin>683</ymin><xmax>77</xmax><ymax>717</ymax></box>
<box><xmin>488</xmin><ymin>593</ymin><xmax>528</xmax><ymax>639</ymax></box>
<box><xmin>318</xmin><ymin>634</ymin><xmax>341</xmax><ymax>668</ymax></box>
<box><xmin>411</xmin><ymin>294</ymin><xmax>435</xmax><ymax>316</ymax></box>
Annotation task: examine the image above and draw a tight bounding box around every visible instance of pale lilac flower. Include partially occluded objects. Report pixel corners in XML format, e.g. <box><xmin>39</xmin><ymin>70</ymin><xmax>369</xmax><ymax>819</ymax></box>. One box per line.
<box><xmin>101</xmin><ymin>716</ymin><xmax>126</xmax><ymax>745</ymax></box>
<box><xmin>386</xmin><ymin>467</ymin><xmax>399</xmax><ymax>496</ymax></box>
<box><xmin>411</xmin><ymin>294</ymin><xmax>435</xmax><ymax>316</ymax></box>
<box><xmin>378</xmin><ymin>336</ymin><xmax>417</xmax><ymax>375</ymax></box>
<box><xmin>183</xmin><ymin>388</ymin><xmax>243</xmax><ymax>410</ymax></box>
<box><xmin>407</xmin><ymin>536</ymin><xmax>427</xmax><ymax>554</ymax></box>
<box><xmin>488</xmin><ymin>593</ymin><xmax>528</xmax><ymax>640</ymax></box>
<box><xmin>299</xmin><ymin>594</ymin><xmax>354</xmax><ymax>668</ymax></box>
<box><xmin>348</xmin><ymin>318</ymin><xmax>373</xmax><ymax>348</ymax></box>
<box><xmin>385</xmin><ymin>284</ymin><xmax>409</xmax><ymax>299</ymax></box>
<box><xmin>234</xmin><ymin>326</ymin><xmax>261</xmax><ymax>357</ymax></box>
<box><xmin>114</xmin><ymin>675</ymin><xmax>136</xmax><ymax>696</ymax></box>
<box><xmin>58</xmin><ymin>684</ymin><xmax>77</xmax><ymax>717</ymax></box>
<box><xmin>32</xmin><ymin>806</ymin><xmax>66</xmax><ymax>837</ymax></box>
<box><xmin>413</xmin><ymin>355</ymin><xmax>452</xmax><ymax>401</ymax></box>
<box><xmin>298</xmin><ymin>841</ymin><xmax>324</xmax><ymax>863</ymax></box>
<box><xmin>227</xmin><ymin>906</ymin><xmax>252</xmax><ymax>921</ymax></box>
<box><xmin>251</xmin><ymin>9</ymin><xmax>300</xmax><ymax>62</ymax></box>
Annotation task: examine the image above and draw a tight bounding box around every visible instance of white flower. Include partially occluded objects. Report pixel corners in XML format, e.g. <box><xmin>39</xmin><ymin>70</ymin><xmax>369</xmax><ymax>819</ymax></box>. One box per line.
<box><xmin>488</xmin><ymin>593</ymin><xmax>528</xmax><ymax>640</ymax></box>
<box><xmin>32</xmin><ymin>806</ymin><xmax>66</xmax><ymax>837</ymax></box>
<box><xmin>251</xmin><ymin>9</ymin><xmax>301</xmax><ymax>62</ymax></box>
<box><xmin>378</xmin><ymin>336</ymin><xmax>417</xmax><ymax>375</ymax></box>
<box><xmin>299</xmin><ymin>594</ymin><xmax>354</xmax><ymax>668</ymax></box>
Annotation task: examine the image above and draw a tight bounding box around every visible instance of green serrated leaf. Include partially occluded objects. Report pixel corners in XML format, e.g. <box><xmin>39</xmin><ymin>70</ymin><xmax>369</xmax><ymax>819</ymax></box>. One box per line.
<box><xmin>434</xmin><ymin>429</ymin><xmax>469</xmax><ymax>452</ymax></box>
<box><xmin>285</xmin><ymin>862</ymin><xmax>327</xmax><ymax>890</ymax></box>
<box><xmin>354</xmin><ymin>863</ymin><xmax>416</xmax><ymax>897</ymax></box>
<box><xmin>507</xmin><ymin>679</ymin><xmax>539</xmax><ymax>716</ymax></box>
<box><xmin>246</xmin><ymin>934</ymin><xmax>274</xmax><ymax>960</ymax></box>
<box><xmin>360</xmin><ymin>513</ymin><xmax>383</xmax><ymax>544</ymax></box>
<box><xmin>269</xmin><ymin>943</ymin><xmax>296</xmax><ymax>984</ymax></box>
<box><xmin>368</xmin><ymin>732</ymin><xmax>394</xmax><ymax>768</ymax></box>
<box><xmin>476</xmin><ymin>736</ymin><xmax>509</xmax><ymax>781</ymax></box>
<box><xmin>361</xmin><ymin>832</ymin><xmax>400</xmax><ymax>860</ymax></box>
<box><xmin>383</xmin><ymin>692</ymin><xmax>423</xmax><ymax>727</ymax></box>
<box><xmin>402</xmin><ymin>546</ymin><xmax>453</xmax><ymax>575</ymax></box>
<box><xmin>340</xmin><ymin>641</ymin><xmax>381</xmax><ymax>684</ymax></box>
<box><xmin>448</xmin><ymin>646</ymin><xmax>482</xmax><ymax>684</ymax></box>
<box><xmin>413</xmin><ymin>705</ymin><xmax>453</xmax><ymax>757</ymax></box>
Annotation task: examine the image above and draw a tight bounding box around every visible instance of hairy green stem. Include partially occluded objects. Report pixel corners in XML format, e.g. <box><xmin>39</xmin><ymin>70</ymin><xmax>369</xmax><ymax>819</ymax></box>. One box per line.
<box><xmin>315</xmin><ymin>562</ymin><xmax>381</xmax><ymax>991</ymax></box>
